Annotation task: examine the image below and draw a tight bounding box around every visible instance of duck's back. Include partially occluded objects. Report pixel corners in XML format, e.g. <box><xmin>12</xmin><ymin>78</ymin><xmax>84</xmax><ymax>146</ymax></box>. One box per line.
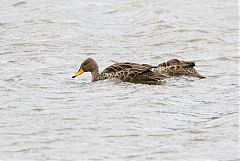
<box><xmin>101</xmin><ymin>62</ymin><xmax>152</xmax><ymax>73</ymax></box>
<box><xmin>155</xmin><ymin>59</ymin><xmax>205</xmax><ymax>78</ymax></box>
<box><xmin>98</xmin><ymin>62</ymin><xmax>165</xmax><ymax>83</ymax></box>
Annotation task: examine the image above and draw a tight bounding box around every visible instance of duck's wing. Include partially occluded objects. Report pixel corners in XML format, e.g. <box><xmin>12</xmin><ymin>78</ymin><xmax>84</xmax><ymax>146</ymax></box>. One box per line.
<box><xmin>99</xmin><ymin>62</ymin><xmax>166</xmax><ymax>83</ymax></box>
<box><xmin>110</xmin><ymin>65</ymin><xmax>166</xmax><ymax>84</ymax></box>
<box><xmin>101</xmin><ymin>62</ymin><xmax>153</xmax><ymax>74</ymax></box>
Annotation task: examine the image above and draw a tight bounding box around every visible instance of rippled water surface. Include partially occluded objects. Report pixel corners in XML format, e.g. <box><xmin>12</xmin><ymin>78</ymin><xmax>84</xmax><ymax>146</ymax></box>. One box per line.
<box><xmin>0</xmin><ymin>0</ymin><xmax>239</xmax><ymax>161</ymax></box>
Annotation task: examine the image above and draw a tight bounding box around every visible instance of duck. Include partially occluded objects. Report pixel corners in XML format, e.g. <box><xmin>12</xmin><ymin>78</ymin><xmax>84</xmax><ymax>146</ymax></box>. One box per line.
<box><xmin>72</xmin><ymin>58</ymin><xmax>205</xmax><ymax>84</ymax></box>
<box><xmin>153</xmin><ymin>59</ymin><xmax>206</xmax><ymax>79</ymax></box>
<box><xmin>72</xmin><ymin>58</ymin><xmax>166</xmax><ymax>85</ymax></box>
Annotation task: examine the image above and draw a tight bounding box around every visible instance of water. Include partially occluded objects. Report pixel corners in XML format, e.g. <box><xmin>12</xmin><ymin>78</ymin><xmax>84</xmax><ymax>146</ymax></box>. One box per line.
<box><xmin>0</xmin><ymin>0</ymin><xmax>239</xmax><ymax>161</ymax></box>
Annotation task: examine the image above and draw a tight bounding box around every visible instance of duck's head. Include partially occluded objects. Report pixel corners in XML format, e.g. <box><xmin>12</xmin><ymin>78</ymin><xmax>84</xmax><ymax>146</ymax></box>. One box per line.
<box><xmin>72</xmin><ymin>58</ymin><xmax>98</xmax><ymax>78</ymax></box>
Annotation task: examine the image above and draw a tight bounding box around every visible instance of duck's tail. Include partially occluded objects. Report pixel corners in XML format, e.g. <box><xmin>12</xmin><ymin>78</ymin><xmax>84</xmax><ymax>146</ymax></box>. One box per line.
<box><xmin>195</xmin><ymin>72</ymin><xmax>206</xmax><ymax>79</ymax></box>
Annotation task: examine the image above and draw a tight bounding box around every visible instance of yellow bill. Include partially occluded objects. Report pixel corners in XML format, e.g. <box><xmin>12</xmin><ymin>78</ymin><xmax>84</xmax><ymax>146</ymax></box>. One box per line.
<box><xmin>72</xmin><ymin>68</ymin><xmax>84</xmax><ymax>78</ymax></box>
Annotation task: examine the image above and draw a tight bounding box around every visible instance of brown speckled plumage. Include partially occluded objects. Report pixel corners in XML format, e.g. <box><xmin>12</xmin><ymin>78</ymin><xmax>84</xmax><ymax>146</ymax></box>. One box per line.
<box><xmin>72</xmin><ymin>58</ymin><xmax>205</xmax><ymax>84</ymax></box>
<box><xmin>95</xmin><ymin>62</ymin><xmax>166</xmax><ymax>83</ymax></box>
<box><xmin>153</xmin><ymin>59</ymin><xmax>206</xmax><ymax>78</ymax></box>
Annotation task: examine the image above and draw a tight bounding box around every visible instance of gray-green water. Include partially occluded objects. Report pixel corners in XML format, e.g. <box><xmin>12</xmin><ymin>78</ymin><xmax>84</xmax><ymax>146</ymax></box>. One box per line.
<box><xmin>0</xmin><ymin>0</ymin><xmax>239</xmax><ymax>161</ymax></box>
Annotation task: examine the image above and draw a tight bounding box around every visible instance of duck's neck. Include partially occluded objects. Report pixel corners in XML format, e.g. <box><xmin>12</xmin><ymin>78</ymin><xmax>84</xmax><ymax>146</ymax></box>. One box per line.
<box><xmin>91</xmin><ymin>68</ymin><xmax>100</xmax><ymax>82</ymax></box>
